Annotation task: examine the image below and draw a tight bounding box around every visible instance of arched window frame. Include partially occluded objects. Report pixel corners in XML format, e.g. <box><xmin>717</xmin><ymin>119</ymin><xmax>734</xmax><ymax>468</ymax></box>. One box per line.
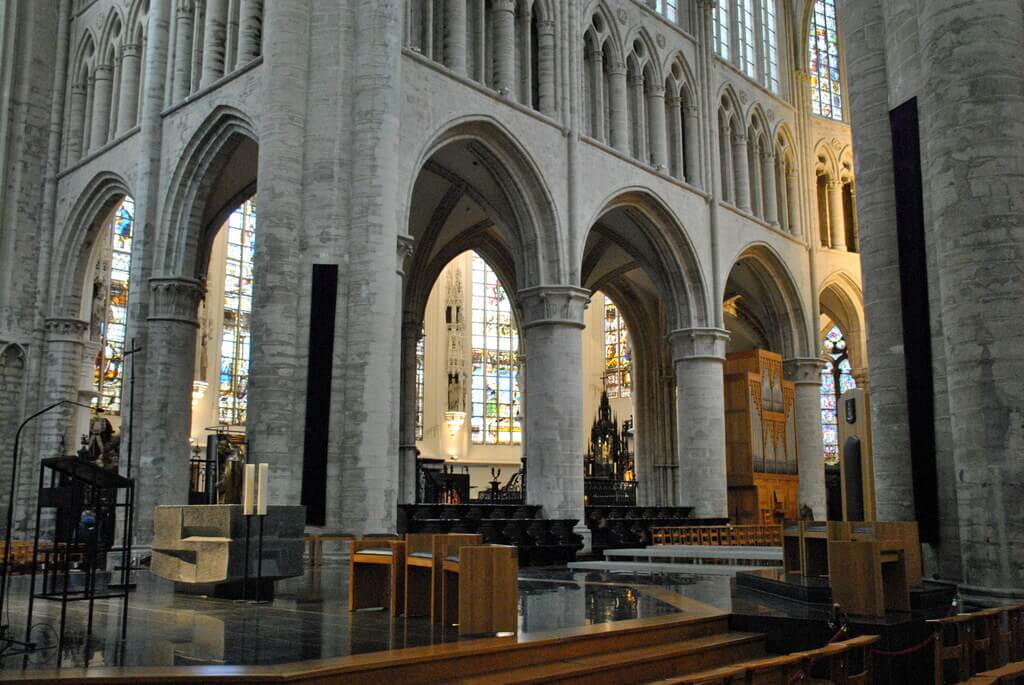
<box><xmin>808</xmin><ymin>0</ymin><xmax>844</xmax><ymax>121</ymax></box>
<box><xmin>603</xmin><ymin>297</ymin><xmax>632</xmax><ymax>399</ymax></box>
<box><xmin>218</xmin><ymin>198</ymin><xmax>256</xmax><ymax>426</ymax></box>
<box><xmin>713</xmin><ymin>0</ymin><xmax>780</xmax><ymax>94</ymax></box>
<box><xmin>470</xmin><ymin>254</ymin><xmax>521</xmax><ymax>445</ymax></box>
<box><xmin>92</xmin><ymin>196</ymin><xmax>135</xmax><ymax>414</ymax></box>
<box><xmin>820</xmin><ymin>323</ymin><xmax>856</xmax><ymax>466</ymax></box>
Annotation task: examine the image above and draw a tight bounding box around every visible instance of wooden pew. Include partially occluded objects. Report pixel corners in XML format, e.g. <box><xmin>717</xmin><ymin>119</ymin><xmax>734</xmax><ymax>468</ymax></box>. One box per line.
<box><xmin>348</xmin><ymin>538</ymin><xmax>405</xmax><ymax>616</ymax></box>
<box><xmin>744</xmin><ymin>653</ymin><xmax>805</xmax><ymax>684</ymax></box>
<box><xmin>442</xmin><ymin>543</ymin><xmax>518</xmax><ymax>635</ymax></box>
<box><xmin>792</xmin><ymin>634</ymin><xmax>879</xmax><ymax>684</ymax></box>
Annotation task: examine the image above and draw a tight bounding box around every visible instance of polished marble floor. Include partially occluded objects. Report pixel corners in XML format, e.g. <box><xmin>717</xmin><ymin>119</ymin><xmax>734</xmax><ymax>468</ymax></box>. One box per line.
<box><xmin>0</xmin><ymin>565</ymin><xmax>734</xmax><ymax>672</ymax></box>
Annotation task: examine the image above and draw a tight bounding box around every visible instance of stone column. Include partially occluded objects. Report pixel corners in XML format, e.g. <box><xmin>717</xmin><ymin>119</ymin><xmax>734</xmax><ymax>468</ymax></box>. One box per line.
<box><xmin>520</xmin><ymin>286</ymin><xmax>590</xmax><ymax>549</ymax></box>
<box><xmin>89</xmin><ymin>64</ymin><xmax>113</xmax><ymax>149</ymax></box>
<box><xmin>669</xmin><ymin>328</ymin><xmax>730</xmax><ymax>518</ymax></box>
<box><xmin>116</xmin><ymin>43</ymin><xmax>141</xmax><ymax>134</ymax></box>
<box><xmin>445</xmin><ymin>0</ymin><xmax>467</xmax><ymax>75</ymax></box>
<box><xmin>66</xmin><ymin>84</ymin><xmax>87</xmax><ymax>162</ymax></box>
<box><xmin>172</xmin><ymin>0</ymin><xmax>195</xmax><ymax>102</ymax></box>
<box><xmin>748</xmin><ymin>139</ymin><xmax>762</xmax><ymax>217</ymax></box>
<box><xmin>848</xmin><ymin>185</ymin><xmax>859</xmax><ymax>250</ymax></box>
<box><xmin>491</xmin><ymin>0</ymin><xmax>516</xmax><ymax>95</ymax></box>
<box><xmin>647</xmin><ymin>84</ymin><xmax>668</xmax><ymax>171</ymax></box>
<box><xmin>137</xmin><ymin>278</ymin><xmax>202</xmax><ymax>546</ymax></box>
<box><xmin>826</xmin><ymin>180</ymin><xmax>847</xmax><ymax>250</ymax></box>
<box><xmin>784</xmin><ymin>358</ymin><xmax>827</xmax><ymax>520</ymax></box>
<box><xmin>536</xmin><ymin>19</ymin><xmax>556</xmax><ymax>116</ymax></box>
<box><xmin>837</xmin><ymin>0</ymin><xmax>916</xmax><ymax>528</ymax></box>
<box><xmin>762</xmin><ymin>149</ymin><xmax>779</xmax><ymax>226</ymax></box>
<box><xmin>608</xmin><ymin>62</ymin><xmax>629</xmax><ymax>153</ymax></box>
<box><xmin>778</xmin><ymin>161</ymin><xmax>790</xmax><ymax>233</ymax></box>
<box><xmin>666</xmin><ymin>94</ymin><xmax>683</xmax><ymax>177</ymax></box>
<box><xmin>586</xmin><ymin>46</ymin><xmax>605</xmax><ymax>138</ymax></box>
<box><xmin>236</xmin><ymin>0</ymin><xmax>262</xmax><ymax>62</ymax></box>
<box><xmin>398</xmin><ymin>317</ymin><xmax>421</xmax><ymax>504</ymax></box>
<box><xmin>786</xmin><ymin>167</ymin><xmax>799</xmax><ymax>235</ymax></box>
<box><xmin>732</xmin><ymin>130</ymin><xmax>751</xmax><ymax>211</ymax></box>
<box><xmin>917</xmin><ymin>0</ymin><xmax>1024</xmax><ymax>594</ymax></box>
<box><xmin>683</xmin><ymin>104</ymin><xmax>701</xmax><ymax>186</ymax></box>
<box><xmin>200</xmin><ymin>0</ymin><xmax>228</xmax><ymax>87</ymax></box>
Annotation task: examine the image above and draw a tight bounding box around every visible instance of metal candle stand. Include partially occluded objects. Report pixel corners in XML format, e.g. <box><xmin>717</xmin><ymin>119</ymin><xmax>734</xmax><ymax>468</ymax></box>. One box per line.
<box><xmin>239</xmin><ymin>464</ymin><xmax>270</xmax><ymax>604</ymax></box>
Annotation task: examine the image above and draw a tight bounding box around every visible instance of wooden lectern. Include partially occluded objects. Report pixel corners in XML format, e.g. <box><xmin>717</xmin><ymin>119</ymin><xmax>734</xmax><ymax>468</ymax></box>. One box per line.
<box><xmin>838</xmin><ymin>388</ymin><xmax>876</xmax><ymax>522</ymax></box>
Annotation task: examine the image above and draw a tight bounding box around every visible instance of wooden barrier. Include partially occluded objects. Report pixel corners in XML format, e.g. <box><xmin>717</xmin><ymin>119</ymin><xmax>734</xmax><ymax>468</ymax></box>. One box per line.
<box><xmin>931</xmin><ymin>605</ymin><xmax>1024</xmax><ymax>684</ymax></box>
<box><xmin>650</xmin><ymin>525</ymin><xmax>782</xmax><ymax>547</ymax></box>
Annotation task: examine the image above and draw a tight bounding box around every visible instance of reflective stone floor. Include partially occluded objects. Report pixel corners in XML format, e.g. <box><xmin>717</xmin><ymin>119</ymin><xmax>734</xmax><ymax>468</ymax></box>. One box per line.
<box><xmin>0</xmin><ymin>565</ymin><xmax>734</xmax><ymax>672</ymax></box>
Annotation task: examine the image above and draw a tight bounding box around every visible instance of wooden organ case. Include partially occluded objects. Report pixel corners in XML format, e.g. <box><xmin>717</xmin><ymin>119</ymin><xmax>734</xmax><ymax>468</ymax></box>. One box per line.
<box><xmin>724</xmin><ymin>350</ymin><xmax>800</xmax><ymax>524</ymax></box>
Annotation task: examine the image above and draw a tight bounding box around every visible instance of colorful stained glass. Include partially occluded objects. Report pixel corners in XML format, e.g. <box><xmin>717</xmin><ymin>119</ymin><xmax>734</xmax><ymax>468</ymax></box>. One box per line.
<box><xmin>603</xmin><ymin>297</ymin><xmax>632</xmax><ymax>399</ymax></box>
<box><xmin>218</xmin><ymin>198</ymin><xmax>256</xmax><ymax>426</ymax></box>
<box><xmin>415</xmin><ymin>330</ymin><xmax>425</xmax><ymax>440</ymax></box>
<box><xmin>713</xmin><ymin>0</ymin><xmax>730</xmax><ymax>61</ymax></box>
<box><xmin>93</xmin><ymin>196</ymin><xmax>135</xmax><ymax>414</ymax></box>
<box><xmin>470</xmin><ymin>254</ymin><xmax>521</xmax><ymax>445</ymax></box>
<box><xmin>808</xmin><ymin>0</ymin><xmax>843</xmax><ymax>120</ymax></box>
<box><xmin>820</xmin><ymin>324</ymin><xmax>856</xmax><ymax>465</ymax></box>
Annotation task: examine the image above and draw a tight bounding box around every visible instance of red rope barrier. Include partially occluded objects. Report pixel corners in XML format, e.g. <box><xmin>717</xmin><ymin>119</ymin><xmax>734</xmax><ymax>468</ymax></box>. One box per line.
<box><xmin>789</xmin><ymin>627</ymin><xmax>849</xmax><ymax>683</ymax></box>
<box><xmin>871</xmin><ymin>633</ymin><xmax>938</xmax><ymax>658</ymax></box>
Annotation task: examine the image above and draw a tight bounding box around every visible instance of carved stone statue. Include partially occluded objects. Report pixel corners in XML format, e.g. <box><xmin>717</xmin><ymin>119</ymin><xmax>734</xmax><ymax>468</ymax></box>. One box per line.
<box><xmin>447</xmin><ymin>371</ymin><xmax>464</xmax><ymax>412</ymax></box>
<box><xmin>217</xmin><ymin>447</ymin><xmax>244</xmax><ymax>505</ymax></box>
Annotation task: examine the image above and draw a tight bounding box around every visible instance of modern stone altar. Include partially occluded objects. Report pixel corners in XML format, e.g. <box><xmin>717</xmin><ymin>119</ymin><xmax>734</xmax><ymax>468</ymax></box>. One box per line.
<box><xmin>151</xmin><ymin>505</ymin><xmax>305</xmax><ymax>598</ymax></box>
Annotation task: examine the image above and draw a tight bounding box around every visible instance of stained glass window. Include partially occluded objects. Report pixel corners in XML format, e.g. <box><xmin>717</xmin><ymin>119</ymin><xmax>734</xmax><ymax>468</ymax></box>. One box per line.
<box><xmin>808</xmin><ymin>0</ymin><xmax>843</xmax><ymax>120</ymax></box>
<box><xmin>761</xmin><ymin>0</ymin><xmax>779</xmax><ymax>93</ymax></box>
<box><xmin>713</xmin><ymin>0</ymin><xmax>730</xmax><ymax>60</ymax></box>
<box><xmin>470</xmin><ymin>254</ymin><xmax>521</xmax><ymax>445</ymax></box>
<box><xmin>820</xmin><ymin>324</ymin><xmax>856</xmax><ymax>466</ymax></box>
<box><xmin>603</xmin><ymin>297</ymin><xmax>632</xmax><ymax>399</ymax></box>
<box><xmin>219</xmin><ymin>198</ymin><xmax>256</xmax><ymax>426</ymax></box>
<box><xmin>93</xmin><ymin>196</ymin><xmax>135</xmax><ymax>413</ymax></box>
<box><xmin>738</xmin><ymin>0</ymin><xmax>757</xmax><ymax>79</ymax></box>
<box><xmin>415</xmin><ymin>330</ymin><xmax>425</xmax><ymax>440</ymax></box>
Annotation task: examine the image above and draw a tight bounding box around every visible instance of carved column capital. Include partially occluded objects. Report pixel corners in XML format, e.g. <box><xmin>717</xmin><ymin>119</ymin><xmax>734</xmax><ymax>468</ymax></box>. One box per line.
<box><xmin>121</xmin><ymin>42</ymin><xmax>141</xmax><ymax>60</ymax></box>
<box><xmin>492</xmin><ymin>0</ymin><xmax>516</xmax><ymax>13</ymax></box>
<box><xmin>148</xmin><ymin>277</ymin><xmax>203</xmax><ymax>325</ymax></box>
<box><xmin>44</xmin><ymin>317</ymin><xmax>89</xmax><ymax>344</ymax></box>
<box><xmin>518</xmin><ymin>285</ymin><xmax>590</xmax><ymax>329</ymax></box>
<box><xmin>396</xmin><ymin>233</ymin><xmax>415</xmax><ymax>276</ymax></box>
<box><xmin>783</xmin><ymin>357</ymin><xmax>825</xmax><ymax>385</ymax></box>
<box><xmin>667</xmin><ymin>327</ymin><xmax>730</xmax><ymax>362</ymax></box>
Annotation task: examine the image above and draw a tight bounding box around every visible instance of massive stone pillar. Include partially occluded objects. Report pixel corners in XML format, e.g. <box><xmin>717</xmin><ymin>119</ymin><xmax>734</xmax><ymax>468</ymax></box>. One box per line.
<box><xmin>137</xmin><ymin>278</ymin><xmax>201</xmax><ymax>546</ymax></box>
<box><xmin>521</xmin><ymin>286</ymin><xmax>590</xmax><ymax>549</ymax></box>
<box><xmin>732</xmin><ymin>130</ymin><xmax>751</xmax><ymax>212</ymax></box>
<box><xmin>445</xmin><ymin>0</ymin><xmax>467</xmax><ymax>75</ymax></box>
<box><xmin>116</xmin><ymin>43</ymin><xmax>141</xmax><ymax>134</ymax></box>
<box><xmin>536</xmin><ymin>19</ymin><xmax>556</xmax><ymax>116</ymax></box>
<box><xmin>236</xmin><ymin>0</ymin><xmax>263</xmax><ymax>62</ymax></box>
<box><xmin>200</xmin><ymin>0</ymin><xmax>228</xmax><ymax>87</ymax></box>
<box><xmin>839</xmin><ymin>0</ymin><xmax>917</xmax><ymax>527</ymax></box>
<box><xmin>172</xmin><ymin>0</ymin><xmax>195</xmax><ymax>101</ymax></box>
<box><xmin>608</xmin><ymin>63</ymin><xmax>629</xmax><ymax>153</ymax></box>
<box><xmin>647</xmin><ymin>84</ymin><xmax>668</xmax><ymax>170</ymax></box>
<box><xmin>785</xmin><ymin>358</ymin><xmax>827</xmax><ymax>520</ymax></box>
<box><xmin>827</xmin><ymin>180</ymin><xmax>847</xmax><ymax>250</ymax></box>
<box><xmin>491</xmin><ymin>0</ymin><xmax>515</xmax><ymax>95</ymax></box>
<box><xmin>669</xmin><ymin>328</ymin><xmax>730</xmax><ymax>518</ymax></box>
<box><xmin>917</xmin><ymin>0</ymin><xmax>1024</xmax><ymax>595</ymax></box>
<box><xmin>89</xmin><ymin>64</ymin><xmax>113</xmax><ymax>149</ymax></box>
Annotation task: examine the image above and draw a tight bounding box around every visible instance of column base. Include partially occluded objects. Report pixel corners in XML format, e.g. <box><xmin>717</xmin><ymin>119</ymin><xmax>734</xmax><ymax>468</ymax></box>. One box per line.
<box><xmin>574</xmin><ymin>524</ymin><xmax>592</xmax><ymax>555</ymax></box>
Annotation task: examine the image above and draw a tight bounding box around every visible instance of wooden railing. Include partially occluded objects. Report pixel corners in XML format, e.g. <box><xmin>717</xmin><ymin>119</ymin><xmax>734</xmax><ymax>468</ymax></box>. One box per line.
<box><xmin>930</xmin><ymin>603</ymin><xmax>1024</xmax><ymax>684</ymax></box>
<box><xmin>651</xmin><ymin>524</ymin><xmax>783</xmax><ymax>547</ymax></box>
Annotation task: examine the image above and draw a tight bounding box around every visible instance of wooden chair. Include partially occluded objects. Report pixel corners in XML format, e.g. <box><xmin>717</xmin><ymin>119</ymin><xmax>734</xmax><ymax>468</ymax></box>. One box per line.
<box><xmin>930</xmin><ymin>613</ymin><xmax>975</xmax><ymax>685</ymax></box>
<box><xmin>348</xmin><ymin>538</ymin><xmax>405</xmax><ymax>616</ymax></box>
<box><xmin>315</xmin><ymin>532</ymin><xmax>356</xmax><ymax>566</ymax></box>
<box><xmin>403</xmin><ymin>533</ymin><xmax>481</xmax><ymax>622</ymax></box>
<box><xmin>442</xmin><ymin>543</ymin><xmax>518</xmax><ymax>635</ymax></box>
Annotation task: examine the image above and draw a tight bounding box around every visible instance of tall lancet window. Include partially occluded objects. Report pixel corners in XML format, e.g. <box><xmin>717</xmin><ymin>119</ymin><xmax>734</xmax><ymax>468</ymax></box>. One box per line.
<box><xmin>603</xmin><ymin>297</ymin><xmax>632</xmax><ymax>398</ymax></box>
<box><xmin>820</xmin><ymin>324</ymin><xmax>856</xmax><ymax>465</ymax></box>
<box><xmin>713</xmin><ymin>0</ymin><xmax>730</xmax><ymax>60</ymax></box>
<box><xmin>470</xmin><ymin>254</ymin><xmax>521</xmax><ymax>445</ymax></box>
<box><xmin>219</xmin><ymin>198</ymin><xmax>256</xmax><ymax>426</ymax></box>
<box><xmin>92</xmin><ymin>196</ymin><xmax>135</xmax><ymax>413</ymax></box>
<box><xmin>808</xmin><ymin>0</ymin><xmax>843</xmax><ymax>120</ymax></box>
